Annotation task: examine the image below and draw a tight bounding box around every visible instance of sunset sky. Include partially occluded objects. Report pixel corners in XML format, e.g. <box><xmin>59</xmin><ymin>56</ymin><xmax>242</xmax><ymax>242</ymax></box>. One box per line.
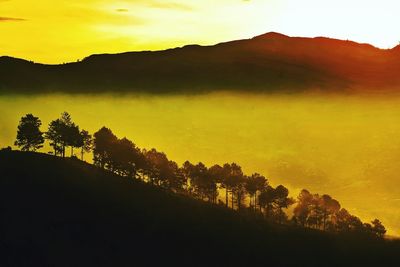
<box><xmin>1</xmin><ymin>0</ymin><xmax>400</xmax><ymax>63</ymax></box>
<box><xmin>2</xmin><ymin>0</ymin><xmax>400</xmax><ymax>236</ymax></box>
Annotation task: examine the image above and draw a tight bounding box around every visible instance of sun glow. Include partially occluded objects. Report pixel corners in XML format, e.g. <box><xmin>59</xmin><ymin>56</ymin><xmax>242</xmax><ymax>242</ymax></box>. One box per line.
<box><xmin>1</xmin><ymin>0</ymin><xmax>399</xmax><ymax>63</ymax></box>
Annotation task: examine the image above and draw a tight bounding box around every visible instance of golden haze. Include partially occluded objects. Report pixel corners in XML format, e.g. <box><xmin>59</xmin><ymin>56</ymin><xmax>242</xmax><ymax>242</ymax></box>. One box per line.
<box><xmin>0</xmin><ymin>92</ymin><xmax>399</xmax><ymax>236</ymax></box>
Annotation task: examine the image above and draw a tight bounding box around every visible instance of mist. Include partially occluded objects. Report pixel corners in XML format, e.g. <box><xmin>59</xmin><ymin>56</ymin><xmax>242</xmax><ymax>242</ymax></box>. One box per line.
<box><xmin>1</xmin><ymin>92</ymin><xmax>400</xmax><ymax>235</ymax></box>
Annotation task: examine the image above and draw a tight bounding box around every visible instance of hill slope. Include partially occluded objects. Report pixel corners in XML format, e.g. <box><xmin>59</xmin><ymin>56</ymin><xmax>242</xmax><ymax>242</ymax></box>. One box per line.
<box><xmin>2</xmin><ymin>33</ymin><xmax>400</xmax><ymax>94</ymax></box>
<box><xmin>0</xmin><ymin>150</ymin><xmax>399</xmax><ymax>266</ymax></box>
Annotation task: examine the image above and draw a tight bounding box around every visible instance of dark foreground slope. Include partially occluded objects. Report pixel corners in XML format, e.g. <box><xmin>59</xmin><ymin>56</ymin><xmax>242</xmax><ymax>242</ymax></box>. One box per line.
<box><xmin>0</xmin><ymin>151</ymin><xmax>399</xmax><ymax>267</ymax></box>
<box><xmin>2</xmin><ymin>33</ymin><xmax>400</xmax><ymax>94</ymax></box>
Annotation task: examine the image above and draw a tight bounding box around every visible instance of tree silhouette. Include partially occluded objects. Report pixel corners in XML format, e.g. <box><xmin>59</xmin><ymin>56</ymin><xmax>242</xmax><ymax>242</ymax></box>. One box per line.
<box><xmin>245</xmin><ymin>175</ymin><xmax>257</xmax><ymax>209</ymax></box>
<box><xmin>182</xmin><ymin>161</ymin><xmax>195</xmax><ymax>195</ymax></box>
<box><xmin>294</xmin><ymin>190</ymin><xmax>345</xmax><ymax>230</ymax></box>
<box><xmin>220</xmin><ymin>164</ymin><xmax>232</xmax><ymax>208</ymax></box>
<box><xmin>11</xmin><ymin>117</ymin><xmax>390</xmax><ymax>238</ymax></box>
<box><xmin>46</xmin><ymin>119</ymin><xmax>64</xmax><ymax>156</ymax></box>
<box><xmin>142</xmin><ymin>148</ymin><xmax>185</xmax><ymax>191</ymax></box>
<box><xmin>93</xmin><ymin>127</ymin><xmax>118</xmax><ymax>168</ymax></box>
<box><xmin>67</xmin><ymin>123</ymin><xmax>81</xmax><ymax>157</ymax></box>
<box><xmin>233</xmin><ymin>175</ymin><xmax>246</xmax><ymax>210</ymax></box>
<box><xmin>221</xmin><ymin>163</ymin><xmax>244</xmax><ymax>209</ymax></box>
<box><xmin>108</xmin><ymin>137</ymin><xmax>141</xmax><ymax>177</ymax></box>
<box><xmin>188</xmin><ymin>163</ymin><xmax>213</xmax><ymax>201</ymax></box>
<box><xmin>258</xmin><ymin>185</ymin><xmax>276</xmax><ymax>219</ymax></box>
<box><xmin>334</xmin><ymin>208</ymin><xmax>351</xmax><ymax>232</ymax></box>
<box><xmin>230</xmin><ymin>163</ymin><xmax>244</xmax><ymax>209</ymax></box>
<box><xmin>293</xmin><ymin>189</ymin><xmax>314</xmax><ymax>227</ymax></box>
<box><xmin>166</xmin><ymin>162</ymin><xmax>186</xmax><ymax>193</ymax></box>
<box><xmin>79</xmin><ymin>129</ymin><xmax>92</xmax><ymax>160</ymax></box>
<box><xmin>208</xmin><ymin>164</ymin><xmax>224</xmax><ymax>203</ymax></box>
<box><xmin>59</xmin><ymin>112</ymin><xmax>73</xmax><ymax>157</ymax></box>
<box><xmin>371</xmin><ymin>219</ymin><xmax>386</xmax><ymax>237</ymax></box>
<box><xmin>143</xmin><ymin>148</ymin><xmax>167</xmax><ymax>186</ymax></box>
<box><xmin>273</xmin><ymin>185</ymin><xmax>294</xmax><ymax>224</ymax></box>
<box><xmin>184</xmin><ymin>162</ymin><xmax>203</xmax><ymax>199</ymax></box>
<box><xmin>46</xmin><ymin>112</ymin><xmax>81</xmax><ymax>157</ymax></box>
<box><xmin>14</xmin><ymin>114</ymin><xmax>44</xmax><ymax>151</ymax></box>
<box><xmin>319</xmin><ymin>194</ymin><xmax>340</xmax><ymax>231</ymax></box>
<box><xmin>245</xmin><ymin>173</ymin><xmax>267</xmax><ymax>211</ymax></box>
<box><xmin>308</xmin><ymin>194</ymin><xmax>324</xmax><ymax>229</ymax></box>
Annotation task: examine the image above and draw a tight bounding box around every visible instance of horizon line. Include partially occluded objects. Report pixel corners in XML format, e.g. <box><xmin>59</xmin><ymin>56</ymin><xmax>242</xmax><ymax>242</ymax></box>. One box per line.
<box><xmin>1</xmin><ymin>31</ymin><xmax>399</xmax><ymax>65</ymax></box>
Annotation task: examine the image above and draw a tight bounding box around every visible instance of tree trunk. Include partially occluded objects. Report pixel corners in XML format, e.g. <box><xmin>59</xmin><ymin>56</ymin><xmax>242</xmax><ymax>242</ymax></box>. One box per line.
<box><xmin>254</xmin><ymin>191</ymin><xmax>257</xmax><ymax>211</ymax></box>
<box><xmin>225</xmin><ymin>188</ymin><xmax>229</xmax><ymax>208</ymax></box>
<box><xmin>81</xmin><ymin>148</ymin><xmax>84</xmax><ymax>161</ymax></box>
<box><xmin>71</xmin><ymin>146</ymin><xmax>73</xmax><ymax>157</ymax></box>
<box><xmin>237</xmin><ymin>192</ymin><xmax>240</xmax><ymax>211</ymax></box>
<box><xmin>231</xmin><ymin>191</ymin><xmax>234</xmax><ymax>209</ymax></box>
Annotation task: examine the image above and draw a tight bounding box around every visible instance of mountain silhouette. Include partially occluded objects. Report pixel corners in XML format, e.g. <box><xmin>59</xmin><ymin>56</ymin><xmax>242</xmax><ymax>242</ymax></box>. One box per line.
<box><xmin>1</xmin><ymin>32</ymin><xmax>400</xmax><ymax>94</ymax></box>
<box><xmin>1</xmin><ymin>150</ymin><xmax>400</xmax><ymax>266</ymax></box>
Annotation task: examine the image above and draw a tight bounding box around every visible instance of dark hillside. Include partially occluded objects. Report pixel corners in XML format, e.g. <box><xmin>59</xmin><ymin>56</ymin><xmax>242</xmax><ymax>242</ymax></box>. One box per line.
<box><xmin>2</xmin><ymin>33</ymin><xmax>400</xmax><ymax>94</ymax></box>
<box><xmin>0</xmin><ymin>150</ymin><xmax>399</xmax><ymax>266</ymax></box>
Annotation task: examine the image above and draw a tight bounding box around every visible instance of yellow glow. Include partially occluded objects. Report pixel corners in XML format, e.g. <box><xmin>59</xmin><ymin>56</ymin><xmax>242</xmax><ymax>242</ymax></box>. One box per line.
<box><xmin>1</xmin><ymin>0</ymin><xmax>400</xmax><ymax>63</ymax></box>
<box><xmin>1</xmin><ymin>93</ymin><xmax>400</xmax><ymax>236</ymax></box>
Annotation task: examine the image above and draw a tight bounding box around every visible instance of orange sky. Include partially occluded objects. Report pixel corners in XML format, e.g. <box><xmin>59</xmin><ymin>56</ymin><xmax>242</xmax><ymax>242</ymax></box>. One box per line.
<box><xmin>1</xmin><ymin>0</ymin><xmax>400</xmax><ymax>63</ymax></box>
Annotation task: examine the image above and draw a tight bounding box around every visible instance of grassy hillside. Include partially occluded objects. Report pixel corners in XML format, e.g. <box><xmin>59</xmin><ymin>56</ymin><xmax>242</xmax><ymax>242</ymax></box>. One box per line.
<box><xmin>0</xmin><ymin>150</ymin><xmax>399</xmax><ymax>266</ymax></box>
<box><xmin>2</xmin><ymin>33</ymin><xmax>400</xmax><ymax>94</ymax></box>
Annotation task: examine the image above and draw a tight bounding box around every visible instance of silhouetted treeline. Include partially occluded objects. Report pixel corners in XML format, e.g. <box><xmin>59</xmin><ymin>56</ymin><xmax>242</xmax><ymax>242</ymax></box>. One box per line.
<box><xmin>12</xmin><ymin>112</ymin><xmax>387</xmax><ymax>238</ymax></box>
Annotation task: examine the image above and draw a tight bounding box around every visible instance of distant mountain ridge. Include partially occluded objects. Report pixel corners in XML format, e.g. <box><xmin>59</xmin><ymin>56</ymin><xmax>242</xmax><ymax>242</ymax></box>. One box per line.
<box><xmin>2</xmin><ymin>32</ymin><xmax>400</xmax><ymax>94</ymax></box>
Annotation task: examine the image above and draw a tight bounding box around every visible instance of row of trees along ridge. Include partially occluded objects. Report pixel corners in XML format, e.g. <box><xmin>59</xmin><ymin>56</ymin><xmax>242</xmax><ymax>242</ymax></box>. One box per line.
<box><xmin>11</xmin><ymin>112</ymin><xmax>387</xmax><ymax>238</ymax></box>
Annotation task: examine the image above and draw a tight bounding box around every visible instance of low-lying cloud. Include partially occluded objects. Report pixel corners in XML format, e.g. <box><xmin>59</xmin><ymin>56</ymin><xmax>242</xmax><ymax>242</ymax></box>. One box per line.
<box><xmin>0</xmin><ymin>16</ymin><xmax>26</xmax><ymax>22</ymax></box>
